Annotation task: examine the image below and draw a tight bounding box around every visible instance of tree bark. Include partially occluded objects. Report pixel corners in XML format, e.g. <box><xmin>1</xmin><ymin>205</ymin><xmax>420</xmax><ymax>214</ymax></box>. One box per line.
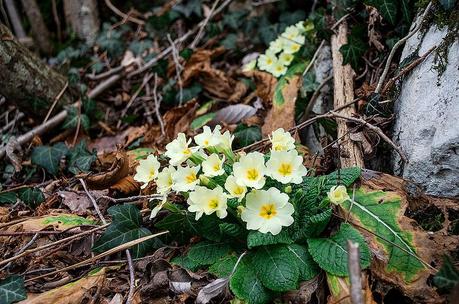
<box><xmin>20</xmin><ymin>0</ymin><xmax>53</xmax><ymax>55</ymax></box>
<box><xmin>331</xmin><ymin>22</ymin><xmax>365</xmax><ymax>168</ymax></box>
<box><xmin>0</xmin><ymin>24</ymin><xmax>74</xmax><ymax>117</ymax></box>
<box><xmin>63</xmin><ymin>0</ymin><xmax>100</xmax><ymax>44</ymax></box>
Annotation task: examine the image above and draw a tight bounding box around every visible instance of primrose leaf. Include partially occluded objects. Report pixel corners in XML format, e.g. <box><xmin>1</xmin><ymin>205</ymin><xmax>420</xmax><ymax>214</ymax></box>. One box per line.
<box><xmin>307</xmin><ymin>223</ymin><xmax>371</xmax><ymax>276</ymax></box>
<box><xmin>252</xmin><ymin>245</ymin><xmax>300</xmax><ymax>291</ymax></box>
<box><xmin>286</xmin><ymin>244</ymin><xmax>320</xmax><ymax>281</ymax></box>
<box><xmin>247</xmin><ymin>230</ymin><xmax>293</xmax><ymax>249</ymax></box>
<box><xmin>209</xmin><ymin>255</ymin><xmax>238</xmax><ymax>277</ymax></box>
<box><xmin>187</xmin><ymin>241</ymin><xmax>232</xmax><ymax>266</ymax></box>
<box><xmin>341</xmin><ymin>188</ymin><xmax>425</xmax><ymax>282</ymax></box>
<box><xmin>230</xmin><ymin>254</ymin><xmax>273</xmax><ymax>304</ymax></box>
<box><xmin>0</xmin><ymin>275</ymin><xmax>27</xmax><ymax>304</ymax></box>
<box><xmin>190</xmin><ymin>113</ymin><xmax>216</xmax><ymax>130</ymax></box>
<box><xmin>31</xmin><ymin>142</ymin><xmax>68</xmax><ymax>175</ymax></box>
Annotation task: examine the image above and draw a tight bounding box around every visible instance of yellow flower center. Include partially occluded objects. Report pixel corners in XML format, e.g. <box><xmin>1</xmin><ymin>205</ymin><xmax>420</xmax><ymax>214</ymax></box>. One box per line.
<box><xmin>291</xmin><ymin>44</ymin><xmax>300</xmax><ymax>52</ymax></box>
<box><xmin>208</xmin><ymin>198</ymin><xmax>219</xmax><ymax>209</ymax></box>
<box><xmin>204</xmin><ymin>139</ymin><xmax>209</xmax><ymax>146</ymax></box>
<box><xmin>278</xmin><ymin>163</ymin><xmax>292</xmax><ymax>176</ymax></box>
<box><xmin>213</xmin><ymin>163</ymin><xmax>221</xmax><ymax>172</ymax></box>
<box><xmin>183</xmin><ymin>148</ymin><xmax>191</xmax><ymax>155</ymax></box>
<box><xmin>246</xmin><ymin>168</ymin><xmax>259</xmax><ymax>181</ymax></box>
<box><xmin>266</xmin><ymin>58</ymin><xmax>273</xmax><ymax>65</ymax></box>
<box><xmin>259</xmin><ymin>204</ymin><xmax>277</xmax><ymax>219</ymax></box>
<box><xmin>186</xmin><ymin>172</ymin><xmax>197</xmax><ymax>183</ymax></box>
<box><xmin>167</xmin><ymin>176</ymin><xmax>173</xmax><ymax>186</ymax></box>
<box><xmin>275</xmin><ymin>65</ymin><xmax>283</xmax><ymax>72</ymax></box>
<box><xmin>233</xmin><ymin>186</ymin><xmax>244</xmax><ymax>195</ymax></box>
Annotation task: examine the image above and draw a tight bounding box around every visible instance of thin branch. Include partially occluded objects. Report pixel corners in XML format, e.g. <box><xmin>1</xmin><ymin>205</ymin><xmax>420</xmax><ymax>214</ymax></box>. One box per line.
<box><xmin>125</xmin><ymin>249</ymin><xmax>135</xmax><ymax>304</ymax></box>
<box><xmin>152</xmin><ymin>73</ymin><xmax>166</xmax><ymax>137</ymax></box>
<box><xmin>347</xmin><ymin>241</ymin><xmax>363</xmax><ymax>304</ymax></box>
<box><xmin>100</xmin><ymin>193</ymin><xmax>163</xmax><ymax>203</ymax></box>
<box><xmin>302</xmin><ymin>74</ymin><xmax>333</xmax><ymax>121</ymax></box>
<box><xmin>0</xmin><ymin>233</ymin><xmax>39</xmax><ymax>270</ymax></box>
<box><xmin>374</xmin><ymin>1</ymin><xmax>433</xmax><ymax>93</ymax></box>
<box><xmin>79</xmin><ymin>178</ymin><xmax>107</xmax><ymax>225</ymax></box>
<box><xmin>104</xmin><ymin>0</ymin><xmax>145</xmax><ymax>25</ymax></box>
<box><xmin>190</xmin><ymin>0</ymin><xmax>220</xmax><ymax>49</ymax></box>
<box><xmin>167</xmin><ymin>34</ymin><xmax>184</xmax><ymax>105</ymax></box>
<box><xmin>302</xmin><ymin>39</ymin><xmax>325</xmax><ymax>76</ymax></box>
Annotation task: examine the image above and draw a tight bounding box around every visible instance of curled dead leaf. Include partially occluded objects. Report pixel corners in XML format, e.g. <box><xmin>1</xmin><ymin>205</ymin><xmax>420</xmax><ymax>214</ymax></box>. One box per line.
<box><xmin>162</xmin><ymin>100</ymin><xmax>198</xmax><ymax>139</ymax></box>
<box><xmin>5</xmin><ymin>136</ymin><xmax>23</xmax><ymax>172</ymax></box>
<box><xmin>243</xmin><ymin>70</ymin><xmax>277</xmax><ymax>105</ymax></box>
<box><xmin>110</xmin><ymin>175</ymin><xmax>140</xmax><ymax>194</ymax></box>
<box><xmin>86</xmin><ymin>151</ymin><xmax>130</xmax><ymax>190</ymax></box>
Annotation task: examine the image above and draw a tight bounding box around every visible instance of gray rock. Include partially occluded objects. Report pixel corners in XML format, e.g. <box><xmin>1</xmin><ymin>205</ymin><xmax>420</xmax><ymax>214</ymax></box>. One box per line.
<box><xmin>393</xmin><ymin>24</ymin><xmax>459</xmax><ymax>198</ymax></box>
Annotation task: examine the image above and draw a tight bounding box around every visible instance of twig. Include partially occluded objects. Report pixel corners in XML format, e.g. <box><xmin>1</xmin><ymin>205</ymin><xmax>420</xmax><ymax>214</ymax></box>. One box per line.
<box><xmin>0</xmin><ymin>111</ymin><xmax>24</xmax><ymax>134</ymax></box>
<box><xmin>100</xmin><ymin>193</ymin><xmax>163</xmax><ymax>203</ymax></box>
<box><xmin>79</xmin><ymin>178</ymin><xmax>107</xmax><ymax>225</ymax></box>
<box><xmin>302</xmin><ymin>74</ymin><xmax>333</xmax><ymax>120</ymax></box>
<box><xmin>0</xmin><ymin>224</ymin><xmax>109</xmax><ymax>267</ymax></box>
<box><xmin>302</xmin><ymin>39</ymin><xmax>325</xmax><ymax>76</ymax></box>
<box><xmin>72</xmin><ymin>99</ymin><xmax>82</xmax><ymax>146</ymax></box>
<box><xmin>43</xmin><ymin>81</ymin><xmax>68</xmax><ymax>124</ymax></box>
<box><xmin>152</xmin><ymin>73</ymin><xmax>165</xmax><ymax>137</ymax></box>
<box><xmin>25</xmin><ymin>231</ymin><xmax>168</xmax><ymax>282</ymax></box>
<box><xmin>104</xmin><ymin>0</ymin><xmax>145</xmax><ymax>25</ymax></box>
<box><xmin>347</xmin><ymin>241</ymin><xmax>363</xmax><ymax>304</ymax></box>
<box><xmin>0</xmin><ymin>232</ymin><xmax>39</xmax><ymax>270</ymax></box>
<box><xmin>51</xmin><ymin>0</ymin><xmax>61</xmax><ymax>42</ymax></box>
<box><xmin>329</xmin><ymin>111</ymin><xmax>408</xmax><ymax>163</ymax></box>
<box><xmin>167</xmin><ymin>34</ymin><xmax>184</xmax><ymax>105</ymax></box>
<box><xmin>374</xmin><ymin>1</ymin><xmax>433</xmax><ymax>94</ymax></box>
<box><xmin>125</xmin><ymin>249</ymin><xmax>135</xmax><ymax>304</ymax></box>
<box><xmin>190</xmin><ymin>0</ymin><xmax>220</xmax><ymax>49</ymax></box>
<box><xmin>251</xmin><ymin>0</ymin><xmax>280</xmax><ymax>6</ymax></box>
<box><xmin>86</xmin><ymin>66</ymin><xmax>124</xmax><ymax>80</ymax></box>
<box><xmin>4</xmin><ymin>0</ymin><xmax>26</xmax><ymax>39</ymax></box>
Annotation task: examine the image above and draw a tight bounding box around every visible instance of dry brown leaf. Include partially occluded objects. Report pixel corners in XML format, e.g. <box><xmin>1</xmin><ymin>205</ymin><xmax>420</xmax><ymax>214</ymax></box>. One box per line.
<box><xmin>163</xmin><ymin>100</ymin><xmax>198</xmax><ymax>139</ymax></box>
<box><xmin>366</xmin><ymin>5</ymin><xmax>385</xmax><ymax>51</ymax></box>
<box><xmin>210</xmin><ymin>104</ymin><xmax>257</xmax><ymax>126</ymax></box>
<box><xmin>4</xmin><ymin>213</ymin><xmax>95</xmax><ymax>233</ymax></box>
<box><xmin>282</xmin><ymin>276</ymin><xmax>320</xmax><ymax>303</ymax></box>
<box><xmin>243</xmin><ymin>70</ymin><xmax>277</xmax><ymax>104</ymax></box>
<box><xmin>19</xmin><ymin>267</ymin><xmax>107</xmax><ymax>304</ymax></box>
<box><xmin>89</xmin><ymin>126</ymin><xmax>147</xmax><ymax>155</ymax></box>
<box><xmin>326</xmin><ymin>273</ymin><xmax>376</xmax><ymax>304</ymax></box>
<box><xmin>110</xmin><ymin>175</ymin><xmax>140</xmax><ymax>194</ymax></box>
<box><xmin>86</xmin><ymin>151</ymin><xmax>130</xmax><ymax>190</ymax></box>
<box><xmin>58</xmin><ymin>190</ymin><xmax>107</xmax><ymax>215</ymax></box>
<box><xmin>5</xmin><ymin>136</ymin><xmax>22</xmax><ymax>172</ymax></box>
<box><xmin>261</xmin><ymin>75</ymin><xmax>301</xmax><ymax>135</ymax></box>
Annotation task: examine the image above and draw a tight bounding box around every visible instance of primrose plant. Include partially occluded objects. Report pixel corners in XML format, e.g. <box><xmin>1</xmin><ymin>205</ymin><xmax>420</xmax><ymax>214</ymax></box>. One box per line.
<box><xmin>133</xmin><ymin>126</ymin><xmax>369</xmax><ymax>304</ymax></box>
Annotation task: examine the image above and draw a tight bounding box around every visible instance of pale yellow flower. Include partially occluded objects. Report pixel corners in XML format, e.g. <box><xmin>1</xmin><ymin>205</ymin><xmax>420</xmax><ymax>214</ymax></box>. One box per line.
<box><xmin>266</xmin><ymin>150</ymin><xmax>307</xmax><ymax>184</ymax></box>
<box><xmin>150</xmin><ymin>196</ymin><xmax>167</xmax><ymax>219</ymax></box>
<box><xmin>282</xmin><ymin>39</ymin><xmax>303</xmax><ymax>54</ymax></box>
<box><xmin>268</xmin><ymin>38</ymin><xmax>284</xmax><ymax>54</ymax></box>
<box><xmin>194</xmin><ymin>126</ymin><xmax>220</xmax><ymax>149</ymax></box>
<box><xmin>133</xmin><ymin>154</ymin><xmax>160</xmax><ymax>189</ymax></box>
<box><xmin>233</xmin><ymin>152</ymin><xmax>266</xmax><ymax>189</ymax></box>
<box><xmin>165</xmin><ymin>133</ymin><xmax>198</xmax><ymax>165</ymax></box>
<box><xmin>240</xmin><ymin>187</ymin><xmax>294</xmax><ymax>235</ymax></box>
<box><xmin>270</xmin><ymin>60</ymin><xmax>288</xmax><ymax>77</ymax></box>
<box><xmin>213</xmin><ymin>125</ymin><xmax>234</xmax><ymax>152</ymax></box>
<box><xmin>243</xmin><ymin>59</ymin><xmax>257</xmax><ymax>72</ymax></box>
<box><xmin>156</xmin><ymin>166</ymin><xmax>176</xmax><ymax>194</ymax></box>
<box><xmin>270</xmin><ymin>128</ymin><xmax>295</xmax><ymax>151</ymax></box>
<box><xmin>202</xmin><ymin>153</ymin><xmax>225</xmax><ymax>177</ymax></box>
<box><xmin>224</xmin><ymin>175</ymin><xmax>247</xmax><ymax>202</ymax></box>
<box><xmin>279</xmin><ymin>52</ymin><xmax>294</xmax><ymax>66</ymax></box>
<box><xmin>327</xmin><ymin>185</ymin><xmax>350</xmax><ymax>204</ymax></box>
<box><xmin>257</xmin><ymin>52</ymin><xmax>277</xmax><ymax>72</ymax></box>
<box><xmin>187</xmin><ymin>186</ymin><xmax>228</xmax><ymax>220</ymax></box>
<box><xmin>171</xmin><ymin>165</ymin><xmax>200</xmax><ymax>192</ymax></box>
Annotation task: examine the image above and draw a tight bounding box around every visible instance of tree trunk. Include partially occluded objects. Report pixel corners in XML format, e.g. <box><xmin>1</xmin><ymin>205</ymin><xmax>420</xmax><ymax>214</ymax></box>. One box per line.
<box><xmin>63</xmin><ymin>0</ymin><xmax>100</xmax><ymax>44</ymax></box>
<box><xmin>331</xmin><ymin>22</ymin><xmax>364</xmax><ymax>168</ymax></box>
<box><xmin>20</xmin><ymin>0</ymin><xmax>53</xmax><ymax>55</ymax></box>
<box><xmin>0</xmin><ymin>24</ymin><xmax>74</xmax><ymax>117</ymax></box>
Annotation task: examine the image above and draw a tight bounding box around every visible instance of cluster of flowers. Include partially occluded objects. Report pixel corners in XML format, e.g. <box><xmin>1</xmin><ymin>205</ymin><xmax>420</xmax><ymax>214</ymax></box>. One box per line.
<box><xmin>134</xmin><ymin>126</ymin><xmax>311</xmax><ymax>235</ymax></box>
<box><xmin>251</xmin><ymin>21</ymin><xmax>306</xmax><ymax>77</ymax></box>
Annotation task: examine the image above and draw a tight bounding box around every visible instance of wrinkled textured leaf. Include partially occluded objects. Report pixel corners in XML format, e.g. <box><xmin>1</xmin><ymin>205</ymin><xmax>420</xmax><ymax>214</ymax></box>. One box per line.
<box><xmin>209</xmin><ymin>255</ymin><xmax>237</xmax><ymax>277</ymax></box>
<box><xmin>187</xmin><ymin>241</ymin><xmax>232</xmax><ymax>266</ymax></box>
<box><xmin>286</xmin><ymin>244</ymin><xmax>320</xmax><ymax>281</ymax></box>
<box><xmin>342</xmin><ymin>188</ymin><xmax>425</xmax><ymax>281</ymax></box>
<box><xmin>31</xmin><ymin>142</ymin><xmax>68</xmax><ymax>175</ymax></box>
<box><xmin>247</xmin><ymin>230</ymin><xmax>293</xmax><ymax>249</ymax></box>
<box><xmin>230</xmin><ymin>254</ymin><xmax>272</xmax><ymax>304</ymax></box>
<box><xmin>253</xmin><ymin>245</ymin><xmax>300</xmax><ymax>291</ymax></box>
<box><xmin>219</xmin><ymin>223</ymin><xmax>245</xmax><ymax>238</ymax></box>
<box><xmin>308</xmin><ymin>223</ymin><xmax>371</xmax><ymax>276</ymax></box>
<box><xmin>0</xmin><ymin>275</ymin><xmax>27</xmax><ymax>304</ymax></box>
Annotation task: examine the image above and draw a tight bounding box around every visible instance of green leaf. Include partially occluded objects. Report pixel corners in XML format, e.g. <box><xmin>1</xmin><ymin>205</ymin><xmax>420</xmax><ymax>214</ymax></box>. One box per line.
<box><xmin>67</xmin><ymin>141</ymin><xmax>96</xmax><ymax>174</ymax></box>
<box><xmin>307</xmin><ymin>223</ymin><xmax>371</xmax><ymax>276</ymax></box>
<box><xmin>252</xmin><ymin>245</ymin><xmax>300</xmax><ymax>291</ymax></box>
<box><xmin>342</xmin><ymin>189</ymin><xmax>425</xmax><ymax>281</ymax></box>
<box><xmin>247</xmin><ymin>230</ymin><xmax>293</xmax><ymax>249</ymax></box>
<box><xmin>190</xmin><ymin>113</ymin><xmax>216</xmax><ymax>130</ymax></box>
<box><xmin>301</xmin><ymin>72</ymin><xmax>318</xmax><ymax>94</ymax></box>
<box><xmin>0</xmin><ymin>192</ymin><xmax>17</xmax><ymax>204</ymax></box>
<box><xmin>31</xmin><ymin>142</ymin><xmax>68</xmax><ymax>175</ymax></box>
<box><xmin>187</xmin><ymin>241</ymin><xmax>232</xmax><ymax>266</ymax></box>
<box><xmin>286</xmin><ymin>244</ymin><xmax>320</xmax><ymax>281</ymax></box>
<box><xmin>339</xmin><ymin>36</ymin><xmax>367</xmax><ymax>69</ymax></box>
<box><xmin>92</xmin><ymin>205</ymin><xmax>157</xmax><ymax>258</ymax></box>
<box><xmin>171</xmin><ymin>255</ymin><xmax>201</xmax><ymax>272</ymax></box>
<box><xmin>233</xmin><ymin>125</ymin><xmax>262</xmax><ymax>149</ymax></box>
<box><xmin>273</xmin><ymin>62</ymin><xmax>306</xmax><ymax>106</ymax></box>
<box><xmin>323</xmin><ymin>167</ymin><xmax>361</xmax><ymax>189</ymax></box>
<box><xmin>63</xmin><ymin>107</ymin><xmax>90</xmax><ymax>130</ymax></box>
<box><xmin>433</xmin><ymin>256</ymin><xmax>459</xmax><ymax>291</ymax></box>
<box><xmin>230</xmin><ymin>254</ymin><xmax>273</xmax><ymax>304</ymax></box>
<box><xmin>400</xmin><ymin>0</ymin><xmax>412</xmax><ymax>23</ymax></box>
<box><xmin>0</xmin><ymin>275</ymin><xmax>27</xmax><ymax>304</ymax></box>
<box><xmin>209</xmin><ymin>255</ymin><xmax>238</xmax><ymax>277</ymax></box>
<box><xmin>377</xmin><ymin>0</ymin><xmax>398</xmax><ymax>25</ymax></box>
<box><xmin>219</xmin><ymin>223</ymin><xmax>245</xmax><ymax>238</ymax></box>
<box><xmin>18</xmin><ymin>188</ymin><xmax>44</xmax><ymax>207</ymax></box>
<box><xmin>440</xmin><ymin>0</ymin><xmax>456</xmax><ymax>10</ymax></box>
<box><xmin>179</xmin><ymin>82</ymin><xmax>202</xmax><ymax>103</ymax></box>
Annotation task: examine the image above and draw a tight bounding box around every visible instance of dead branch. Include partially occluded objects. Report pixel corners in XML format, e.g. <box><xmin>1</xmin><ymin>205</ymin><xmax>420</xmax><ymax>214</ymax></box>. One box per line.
<box><xmin>347</xmin><ymin>241</ymin><xmax>363</xmax><ymax>304</ymax></box>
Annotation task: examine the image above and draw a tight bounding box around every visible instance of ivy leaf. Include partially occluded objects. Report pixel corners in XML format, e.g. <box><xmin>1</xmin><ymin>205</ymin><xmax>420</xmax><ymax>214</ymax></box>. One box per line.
<box><xmin>63</xmin><ymin>107</ymin><xmax>90</xmax><ymax>131</ymax></box>
<box><xmin>252</xmin><ymin>245</ymin><xmax>300</xmax><ymax>291</ymax></box>
<box><xmin>187</xmin><ymin>241</ymin><xmax>232</xmax><ymax>266</ymax></box>
<box><xmin>286</xmin><ymin>244</ymin><xmax>321</xmax><ymax>281</ymax></box>
<box><xmin>230</xmin><ymin>254</ymin><xmax>273</xmax><ymax>304</ymax></box>
<box><xmin>247</xmin><ymin>230</ymin><xmax>293</xmax><ymax>249</ymax></box>
<box><xmin>339</xmin><ymin>36</ymin><xmax>367</xmax><ymax>69</ymax></box>
<box><xmin>31</xmin><ymin>142</ymin><xmax>68</xmax><ymax>175</ymax></box>
<box><xmin>341</xmin><ymin>188</ymin><xmax>425</xmax><ymax>282</ymax></box>
<box><xmin>18</xmin><ymin>188</ymin><xmax>44</xmax><ymax>208</ymax></box>
<box><xmin>233</xmin><ymin>125</ymin><xmax>262</xmax><ymax>149</ymax></box>
<box><xmin>433</xmin><ymin>256</ymin><xmax>459</xmax><ymax>291</ymax></box>
<box><xmin>376</xmin><ymin>0</ymin><xmax>398</xmax><ymax>25</ymax></box>
<box><xmin>440</xmin><ymin>0</ymin><xmax>457</xmax><ymax>10</ymax></box>
<box><xmin>0</xmin><ymin>192</ymin><xmax>17</xmax><ymax>204</ymax></box>
<box><xmin>209</xmin><ymin>255</ymin><xmax>238</xmax><ymax>277</ymax></box>
<box><xmin>400</xmin><ymin>0</ymin><xmax>412</xmax><ymax>23</ymax></box>
<box><xmin>92</xmin><ymin>205</ymin><xmax>158</xmax><ymax>258</ymax></box>
<box><xmin>0</xmin><ymin>275</ymin><xmax>27</xmax><ymax>304</ymax></box>
<box><xmin>307</xmin><ymin>223</ymin><xmax>371</xmax><ymax>276</ymax></box>
<box><xmin>67</xmin><ymin>141</ymin><xmax>96</xmax><ymax>174</ymax></box>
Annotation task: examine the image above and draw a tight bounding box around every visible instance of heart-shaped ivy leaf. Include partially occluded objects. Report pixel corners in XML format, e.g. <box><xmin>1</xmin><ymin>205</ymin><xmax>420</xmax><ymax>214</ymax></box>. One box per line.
<box><xmin>0</xmin><ymin>275</ymin><xmax>27</xmax><ymax>304</ymax></box>
<box><xmin>31</xmin><ymin>142</ymin><xmax>68</xmax><ymax>175</ymax></box>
